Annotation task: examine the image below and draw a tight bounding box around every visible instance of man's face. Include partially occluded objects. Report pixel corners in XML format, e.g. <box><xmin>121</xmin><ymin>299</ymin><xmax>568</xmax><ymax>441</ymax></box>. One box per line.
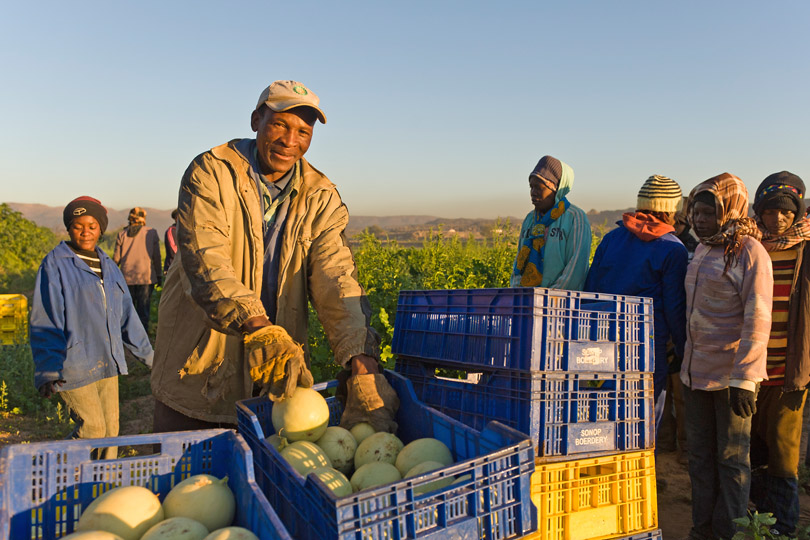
<box><xmin>68</xmin><ymin>215</ymin><xmax>101</xmax><ymax>251</ymax></box>
<box><xmin>760</xmin><ymin>208</ymin><xmax>795</xmax><ymax>236</ymax></box>
<box><xmin>529</xmin><ymin>176</ymin><xmax>556</xmax><ymax>213</ymax></box>
<box><xmin>251</xmin><ymin>107</ymin><xmax>315</xmax><ymax>180</ymax></box>
<box><xmin>692</xmin><ymin>201</ymin><xmax>720</xmax><ymax>239</ymax></box>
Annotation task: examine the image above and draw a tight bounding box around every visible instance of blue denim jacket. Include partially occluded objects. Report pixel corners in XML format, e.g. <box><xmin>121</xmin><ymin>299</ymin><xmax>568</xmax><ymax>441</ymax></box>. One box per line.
<box><xmin>30</xmin><ymin>241</ymin><xmax>153</xmax><ymax>391</ymax></box>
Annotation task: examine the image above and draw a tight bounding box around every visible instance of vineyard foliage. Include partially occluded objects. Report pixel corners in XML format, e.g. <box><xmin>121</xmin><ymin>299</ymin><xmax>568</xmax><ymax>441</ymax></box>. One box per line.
<box><xmin>0</xmin><ymin>207</ymin><xmax>605</xmax><ymax>409</ymax></box>
<box><xmin>0</xmin><ymin>204</ymin><xmax>59</xmax><ymax>293</ymax></box>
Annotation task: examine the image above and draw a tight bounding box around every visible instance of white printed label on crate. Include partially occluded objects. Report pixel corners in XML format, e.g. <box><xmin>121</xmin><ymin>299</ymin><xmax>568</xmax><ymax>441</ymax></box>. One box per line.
<box><xmin>568</xmin><ymin>423</ymin><xmax>616</xmax><ymax>452</ymax></box>
<box><xmin>569</xmin><ymin>342</ymin><xmax>616</xmax><ymax>371</ymax></box>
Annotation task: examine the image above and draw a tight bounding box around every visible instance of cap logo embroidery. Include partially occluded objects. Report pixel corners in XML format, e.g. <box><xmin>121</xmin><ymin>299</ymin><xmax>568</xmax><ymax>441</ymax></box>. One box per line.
<box><xmin>293</xmin><ymin>85</ymin><xmax>308</xmax><ymax>95</ymax></box>
<box><xmin>73</xmin><ymin>207</ymin><xmax>87</xmax><ymax>216</ymax></box>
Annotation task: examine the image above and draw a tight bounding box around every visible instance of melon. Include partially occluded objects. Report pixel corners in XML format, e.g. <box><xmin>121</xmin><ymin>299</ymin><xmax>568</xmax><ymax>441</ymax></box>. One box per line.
<box><xmin>280</xmin><ymin>440</ymin><xmax>332</xmax><ymax>475</ymax></box>
<box><xmin>203</xmin><ymin>528</ymin><xmax>259</xmax><ymax>540</ymax></box>
<box><xmin>62</xmin><ymin>532</ymin><xmax>125</xmax><ymax>540</ymax></box>
<box><xmin>163</xmin><ymin>474</ymin><xmax>235</xmax><ymax>532</ymax></box>
<box><xmin>350</xmin><ymin>462</ymin><xmax>402</xmax><ymax>492</ymax></box>
<box><xmin>75</xmin><ymin>486</ymin><xmax>163</xmax><ymax>540</ymax></box>
<box><xmin>265</xmin><ymin>434</ymin><xmax>286</xmax><ymax>451</ymax></box>
<box><xmin>354</xmin><ymin>432</ymin><xmax>403</xmax><ymax>469</ymax></box>
<box><xmin>404</xmin><ymin>461</ymin><xmax>454</xmax><ymax>494</ymax></box>
<box><xmin>349</xmin><ymin>422</ymin><xmax>376</xmax><ymax>444</ymax></box>
<box><xmin>310</xmin><ymin>467</ymin><xmax>353</xmax><ymax>497</ymax></box>
<box><xmin>395</xmin><ymin>438</ymin><xmax>453</xmax><ymax>476</ymax></box>
<box><xmin>315</xmin><ymin>426</ymin><xmax>357</xmax><ymax>475</ymax></box>
<box><xmin>141</xmin><ymin>517</ymin><xmax>209</xmax><ymax>540</ymax></box>
<box><xmin>271</xmin><ymin>387</ymin><xmax>330</xmax><ymax>442</ymax></box>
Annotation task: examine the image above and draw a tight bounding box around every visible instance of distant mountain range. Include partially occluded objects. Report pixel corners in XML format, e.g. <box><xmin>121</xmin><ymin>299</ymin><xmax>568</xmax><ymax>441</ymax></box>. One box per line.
<box><xmin>6</xmin><ymin>202</ymin><xmax>632</xmax><ymax>237</ymax></box>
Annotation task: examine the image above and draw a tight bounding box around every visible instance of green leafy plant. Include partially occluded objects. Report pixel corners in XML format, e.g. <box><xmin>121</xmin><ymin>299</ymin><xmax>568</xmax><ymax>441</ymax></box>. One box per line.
<box><xmin>732</xmin><ymin>511</ymin><xmax>810</xmax><ymax>540</ymax></box>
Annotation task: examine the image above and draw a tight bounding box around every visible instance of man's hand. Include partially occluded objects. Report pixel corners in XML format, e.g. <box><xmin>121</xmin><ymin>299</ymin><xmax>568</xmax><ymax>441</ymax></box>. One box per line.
<box><xmin>244</xmin><ymin>325</ymin><xmax>313</xmax><ymax>401</ymax></box>
<box><xmin>340</xmin><ymin>356</ymin><xmax>399</xmax><ymax>433</ymax></box>
<box><xmin>38</xmin><ymin>379</ymin><xmax>65</xmax><ymax>398</ymax></box>
<box><xmin>729</xmin><ymin>386</ymin><xmax>757</xmax><ymax>418</ymax></box>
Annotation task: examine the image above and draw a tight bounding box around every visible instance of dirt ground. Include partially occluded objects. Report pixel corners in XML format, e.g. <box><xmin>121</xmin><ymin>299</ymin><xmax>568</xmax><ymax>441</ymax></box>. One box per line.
<box><xmin>657</xmin><ymin>404</ymin><xmax>810</xmax><ymax>539</ymax></box>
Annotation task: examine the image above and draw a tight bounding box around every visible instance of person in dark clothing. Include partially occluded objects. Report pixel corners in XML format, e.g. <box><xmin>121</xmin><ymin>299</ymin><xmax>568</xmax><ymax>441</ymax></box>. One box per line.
<box><xmin>585</xmin><ymin>175</ymin><xmax>688</xmax><ymax>408</ymax></box>
<box><xmin>113</xmin><ymin>207</ymin><xmax>162</xmax><ymax>331</ymax></box>
<box><xmin>749</xmin><ymin>171</ymin><xmax>810</xmax><ymax>536</ymax></box>
<box><xmin>164</xmin><ymin>209</ymin><xmax>179</xmax><ymax>273</ymax></box>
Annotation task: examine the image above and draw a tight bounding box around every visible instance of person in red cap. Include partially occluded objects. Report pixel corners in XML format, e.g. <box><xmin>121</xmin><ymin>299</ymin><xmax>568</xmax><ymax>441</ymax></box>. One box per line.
<box><xmin>30</xmin><ymin>197</ymin><xmax>153</xmax><ymax>458</ymax></box>
<box><xmin>151</xmin><ymin>81</ymin><xmax>396</xmax><ymax>433</ymax></box>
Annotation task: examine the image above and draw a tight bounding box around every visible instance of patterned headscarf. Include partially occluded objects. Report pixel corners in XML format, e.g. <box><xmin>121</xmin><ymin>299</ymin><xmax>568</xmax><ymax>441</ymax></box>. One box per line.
<box><xmin>128</xmin><ymin>207</ymin><xmax>147</xmax><ymax>226</ymax></box>
<box><xmin>686</xmin><ymin>173</ymin><xmax>761</xmax><ymax>272</ymax></box>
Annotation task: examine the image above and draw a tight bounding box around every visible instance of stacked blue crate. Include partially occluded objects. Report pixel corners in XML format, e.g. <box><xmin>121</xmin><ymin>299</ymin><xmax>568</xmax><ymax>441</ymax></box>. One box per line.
<box><xmin>391</xmin><ymin>287</ymin><xmax>656</xmax><ymax>462</ymax></box>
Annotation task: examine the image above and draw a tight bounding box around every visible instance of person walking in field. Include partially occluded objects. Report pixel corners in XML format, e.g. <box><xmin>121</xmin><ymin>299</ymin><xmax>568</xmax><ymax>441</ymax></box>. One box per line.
<box><xmin>30</xmin><ymin>197</ymin><xmax>153</xmax><ymax>459</ymax></box>
<box><xmin>113</xmin><ymin>207</ymin><xmax>162</xmax><ymax>331</ymax></box>
<box><xmin>151</xmin><ymin>80</ymin><xmax>397</xmax><ymax>433</ymax></box>
<box><xmin>163</xmin><ymin>208</ymin><xmax>179</xmax><ymax>273</ymax></box>
<box><xmin>510</xmin><ymin>155</ymin><xmax>592</xmax><ymax>290</ymax></box>
<box><xmin>748</xmin><ymin>171</ymin><xmax>810</xmax><ymax>536</ymax></box>
<box><xmin>584</xmin><ymin>175</ymin><xmax>687</xmax><ymax>410</ymax></box>
<box><xmin>680</xmin><ymin>173</ymin><xmax>773</xmax><ymax>540</ymax></box>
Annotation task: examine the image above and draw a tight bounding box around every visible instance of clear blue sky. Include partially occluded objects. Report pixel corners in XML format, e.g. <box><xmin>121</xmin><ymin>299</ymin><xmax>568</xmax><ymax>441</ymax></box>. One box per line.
<box><xmin>1</xmin><ymin>1</ymin><xmax>808</xmax><ymax>218</ymax></box>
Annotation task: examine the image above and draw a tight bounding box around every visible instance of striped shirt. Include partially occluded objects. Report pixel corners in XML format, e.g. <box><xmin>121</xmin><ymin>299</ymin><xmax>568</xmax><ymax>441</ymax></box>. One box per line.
<box><xmin>67</xmin><ymin>242</ymin><xmax>103</xmax><ymax>283</ymax></box>
<box><xmin>763</xmin><ymin>248</ymin><xmax>799</xmax><ymax>385</ymax></box>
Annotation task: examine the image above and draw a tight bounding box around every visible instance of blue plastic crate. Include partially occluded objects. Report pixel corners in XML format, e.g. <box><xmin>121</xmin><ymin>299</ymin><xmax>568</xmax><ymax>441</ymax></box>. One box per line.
<box><xmin>0</xmin><ymin>429</ymin><xmax>291</xmax><ymax>540</ymax></box>
<box><xmin>395</xmin><ymin>357</ymin><xmax>654</xmax><ymax>461</ymax></box>
<box><xmin>392</xmin><ymin>288</ymin><xmax>653</xmax><ymax>373</ymax></box>
<box><xmin>236</xmin><ymin>370</ymin><xmax>536</xmax><ymax>540</ymax></box>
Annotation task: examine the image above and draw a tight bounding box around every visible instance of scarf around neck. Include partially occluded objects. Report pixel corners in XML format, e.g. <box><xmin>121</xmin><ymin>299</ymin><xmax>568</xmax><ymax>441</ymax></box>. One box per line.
<box><xmin>514</xmin><ymin>198</ymin><xmax>570</xmax><ymax>286</ymax></box>
<box><xmin>687</xmin><ymin>173</ymin><xmax>761</xmax><ymax>272</ymax></box>
<box><xmin>622</xmin><ymin>211</ymin><xmax>675</xmax><ymax>242</ymax></box>
<box><xmin>758</xmin><ymin>216</ymin><xmax>810</xmax><ymax>252</ymax></box>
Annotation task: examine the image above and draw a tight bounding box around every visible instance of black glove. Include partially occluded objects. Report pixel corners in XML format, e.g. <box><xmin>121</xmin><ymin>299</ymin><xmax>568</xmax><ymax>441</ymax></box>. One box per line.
<box><xmin>38</xmin><ymin>379</ymin><xmax>65</xmax><ymax>398</ymax></box>
<box><xmin>729</xmin><ymin>386</ymin><xmax>756</xmax><ymax>418</ymax></box>
<box><xmin>783</xmin><ymin>388</ymin><xmax>807</xmax><ymax>412</ymax></box>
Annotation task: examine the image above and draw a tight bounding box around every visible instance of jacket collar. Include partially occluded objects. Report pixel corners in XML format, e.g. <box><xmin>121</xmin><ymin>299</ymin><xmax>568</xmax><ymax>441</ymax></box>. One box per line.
<box><xmin>212</xmin><ymin>139</ymin><xmax>335</xmax><ymax>194</ymax></box>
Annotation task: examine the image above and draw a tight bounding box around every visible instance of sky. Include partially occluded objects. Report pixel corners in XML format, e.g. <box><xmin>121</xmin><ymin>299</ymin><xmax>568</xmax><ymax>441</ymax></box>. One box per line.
<box><xmin>1</xmin><ymin>1</ymin><xmax>808</xmax><ymax>218</ymax></box>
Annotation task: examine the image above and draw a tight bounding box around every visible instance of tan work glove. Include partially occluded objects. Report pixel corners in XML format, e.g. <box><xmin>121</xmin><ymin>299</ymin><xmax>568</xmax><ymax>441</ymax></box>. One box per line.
<box><xmin>340</xmin><ymin>373</ymin><xmax>400</xmax><ymax>433</ymax></box>
<box><xmin>243</xmin><ymin>325</ymin><xmax>314</xmax><ymax>401</ymax></box>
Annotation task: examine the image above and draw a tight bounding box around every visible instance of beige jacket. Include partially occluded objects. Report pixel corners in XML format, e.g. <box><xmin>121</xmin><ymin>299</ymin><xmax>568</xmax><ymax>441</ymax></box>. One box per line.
<box><xmin>113</xmin><ymin>226</ymin><xmax>162</xmax><ymax>285</ymax></box>
<box><xmin>152</xmin><ymin>140</ymin><xmax>378</xmax><ymax>423</ymax></box>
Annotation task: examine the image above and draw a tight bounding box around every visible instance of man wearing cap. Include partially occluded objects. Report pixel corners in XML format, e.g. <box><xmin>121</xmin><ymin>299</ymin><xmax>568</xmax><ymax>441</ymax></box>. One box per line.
<box><xmin>151</xmin><ymin>81</ymin><xmax>396</xmax><ymax>432</ymax></box>
<box><xmin>584</xmin><ymin>175</ymin><xmax>688</xmax><ymax>417</ymax></box>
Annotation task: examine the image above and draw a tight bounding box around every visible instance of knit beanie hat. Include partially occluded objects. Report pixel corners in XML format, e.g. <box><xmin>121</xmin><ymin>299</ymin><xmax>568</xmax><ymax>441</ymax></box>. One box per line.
<box><xmin>637</xmin><ymin>175</ymin><xmax>683</xmax><ymax>213</ymax></box>
<box><xmin>63</xmin><ymin>196</ymin><xmax>108</xmax><ymax>233</ymax></box>
<box><xmin>529</xmin><ymin>155</ymin><xmax>563</xmax><ymax>189</ymax></box>
<box><xmin>128</xmin><ymin>207</ymin><xmax>147</xmax><ymax>226</ymax></box>
<box><xmin>753</xmin><ymin>171</ymin><xmax>806</xmax><ymax>218</ymax></box>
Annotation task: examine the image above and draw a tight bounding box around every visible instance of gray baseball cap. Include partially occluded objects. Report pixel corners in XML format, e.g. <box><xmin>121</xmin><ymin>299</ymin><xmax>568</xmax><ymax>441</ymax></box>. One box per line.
<box><xmin>255</xmin><ymin>80</ymin><xmax>326</xmax><ymax>124</ymax></box>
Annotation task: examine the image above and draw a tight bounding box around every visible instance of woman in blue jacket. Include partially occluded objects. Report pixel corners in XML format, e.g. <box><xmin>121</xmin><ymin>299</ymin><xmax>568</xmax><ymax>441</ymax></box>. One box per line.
<box><xmin>30</xmin><ymin>196</ymin><xmax>153</xmax><ymax>458</ymax></box>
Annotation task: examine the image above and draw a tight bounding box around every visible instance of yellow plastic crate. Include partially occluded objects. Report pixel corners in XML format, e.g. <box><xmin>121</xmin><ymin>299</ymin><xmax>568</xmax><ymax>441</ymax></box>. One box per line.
<box><xmin>0</xmin><ymin>294</ymin><xmax>28</xmax><ymax>345</ymax></box>
<box><xmin>529</xmin><ymin>450</ymin><xmax>657</xmax><ymax>540</ymax></box>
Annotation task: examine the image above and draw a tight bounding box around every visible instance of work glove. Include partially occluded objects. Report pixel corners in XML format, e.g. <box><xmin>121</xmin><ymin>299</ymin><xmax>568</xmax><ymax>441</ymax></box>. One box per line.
<box><xmin>729</xmin><ymin>386</ymin><xmax>757</xmax><ymax>418</ymax></box>
<box><xmin>38</xmin><ymin>379</ymin><xmax>65</xmax><ymax>398</ymax></box>
<box><xmin>244</xmin><ymin>325</ymin><xmax>313</xmax><ymax>402</ymax></box>
<box><xmin>339</xmin><ymin>372</ymin><xmax>400</xmax><ymax>434</ymax></box>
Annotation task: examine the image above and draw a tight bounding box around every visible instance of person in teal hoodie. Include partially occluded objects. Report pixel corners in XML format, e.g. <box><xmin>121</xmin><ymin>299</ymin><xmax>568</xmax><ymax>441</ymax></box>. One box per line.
<box><xmin>510</xmin><ymin>155</ymin><xmax>592</xmax><ymax>289</ymax></box>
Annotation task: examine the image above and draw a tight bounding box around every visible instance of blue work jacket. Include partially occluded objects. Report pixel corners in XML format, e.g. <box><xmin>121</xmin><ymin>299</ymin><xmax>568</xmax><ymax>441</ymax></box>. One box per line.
<box><xmin>30</xmin><ymin>241</ymin><xmax>153</xmax><ymax>391</ymax></box>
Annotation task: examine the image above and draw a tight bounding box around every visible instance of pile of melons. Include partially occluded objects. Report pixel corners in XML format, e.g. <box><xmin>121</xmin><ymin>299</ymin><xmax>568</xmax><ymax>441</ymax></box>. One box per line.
<box><xmin>269</xmin><ymin>387</ymin><xmax>463</xmax><ymax>496</ymax></box>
